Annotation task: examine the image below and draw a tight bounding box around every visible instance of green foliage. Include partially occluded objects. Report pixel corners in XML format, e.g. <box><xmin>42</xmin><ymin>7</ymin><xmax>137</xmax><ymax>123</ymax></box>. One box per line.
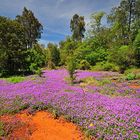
<box><xmin>133</xmin><ymin>30</ymin><xmax>140</xmax><ymax>66</ymax></box>
<box><xmin>79</xmin><ymin>60</ymin><xmax>90</xmax><ymax>70</ymax></box>
<box><xmin>1</xmin><ymin>0</ymin><xmax>140</xmax><ymax>76</ymax></box>
<box><xmin>27</xmin><ymin>43</ymin><xmax>46</xmax><ymax>68</ymax></box>
<box><xmin>67</xmin><ymin>57</ymin><xmax>76</xmax><ymax>84</ymax></box>
<box><xmin>109</xmin><ymin>45</ymin><xmax>135</xmax><ymax>73</ymax></box>
<box><xmin>92</xmin><ymin>62</ymin><xmax>119</xmax><ymax>72</ymax></box>
<box><xmin>89</xmin><ymin>11</ymin><xmax>105</xmax><ymax>35</ymax></box>
<box><xmin>16</xmin><ymin>7</ymin><xmax>43</xmax><ymax>48</ymax></box>
<box><xmin>0</xmin><ymin>7</ymin><xmax>44</xmax><ymax>76</ymax></box>
<box><xmin>35</xmin><ymin>68</ymin><xmax>42</xmax><ymax>77</ymax></box>
<box><xmin>102</xmin><ymin>62</ymin><xmax>119</xmax><ymax>71</ymax></box>
<box><xmin>3</xmin><ymin>76</ymin><xmax>25</xmax><ymax>83</ymax></box>
<box><xmin>59</xmin><ymin>37</ymin><xmax>77</xmax><ymax>65</ymax></box>
<box><xmin>70</xmin><ymin>14</ymin><xmax>85</xmax><ymax>41</ymax></box>
<box><xmin>0</xmin><ymin>16</ymin><xmax>27</xmax><ymax>75</ymax></box>
<box><xmin>125</xmin><ymin>73</ymin><xmax>136</xmax><ymax>81</ymax></box>
<box><xmin>47</xmin><ymin>43</ymin><xmax>60</xmax><ymax>68</ymax></box>
<box><xmin>124</xmin><ymin>68</ymin><xmax>140</xmax><ymax>80</ymax></box>
<box><xmin>29</xmin><ymin>64</ymin><xmax>42</xmax><ymax>76</ymax></box>
<box><xmin>29</xmin><ymin>63</ymin><xmax>38</xmax><ymax>74</ymax></box>
<box><xmin>85</xmin><ymin>49</ymin><xmax>108</xmax><ymax>65</ymax></box>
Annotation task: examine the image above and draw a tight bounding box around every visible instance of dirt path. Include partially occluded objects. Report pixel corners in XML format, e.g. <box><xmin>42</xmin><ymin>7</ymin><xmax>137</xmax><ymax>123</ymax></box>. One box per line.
<box><xmin>0</xmin><ymin>111</ymin><xmax>84</xmax><ymax>140</ymax></box>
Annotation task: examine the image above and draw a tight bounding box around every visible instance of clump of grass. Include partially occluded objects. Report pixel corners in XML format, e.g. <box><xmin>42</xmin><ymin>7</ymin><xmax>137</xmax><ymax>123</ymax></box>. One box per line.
<box><xmin>80</xmin><ymin>77</ymin><xmax>111</xmax><ymax>87</ymax></box>
<box><xmin>99</xmin><ymin>79</ymin><xmax>111</xmax><ymax>85</ymax></box>
<box><xmin>81</xmin><ymin>77</ymin><xmax>99</xmax><ymax>86</ymax></box>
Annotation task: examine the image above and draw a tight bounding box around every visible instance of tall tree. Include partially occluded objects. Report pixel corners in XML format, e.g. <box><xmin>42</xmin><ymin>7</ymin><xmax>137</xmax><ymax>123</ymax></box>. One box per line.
<box><xmin>70</xmin><ymin>14</ymin><xmax>85</xmax><ymax>41</ymax></box>
<box><xmin>0</xmin><ymin>16</ymin><xmax>27</xmax><ymax>74</ymax></box>
<box><xmin>89</xmin><ymin>11</ymin><xmax>105</xmax><ymax>36</ymax></box>
<box><xmin>133</xmin><ymin>30</ymin><xmax>140</xmax><ymax>66</ymax></box>
<box><xmin>16</xmin><ymin>7</ymin><xmax>43</xmax><ymax>48</ymax></box>
<box><xmin>107</xmin><ymin>2</ymin><xmax>129</xmax><ymax>45</ymax></box>
<box><xmin>59</xmin><ymin>37</ymin><xmax>77</xmax><ymax>65</ymax></box>
<box><xmin>107</xmin><ymin>0</ymin><xmax>140</xmax><ymax>44</ymax></box>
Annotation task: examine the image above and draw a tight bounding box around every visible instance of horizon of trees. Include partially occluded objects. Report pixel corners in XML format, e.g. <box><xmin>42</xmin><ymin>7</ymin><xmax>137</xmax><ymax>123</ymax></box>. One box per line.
<box><xmin>0</xmin><ymin>0</ymin><xmax>140</xmax><ymax>77</ymax></box>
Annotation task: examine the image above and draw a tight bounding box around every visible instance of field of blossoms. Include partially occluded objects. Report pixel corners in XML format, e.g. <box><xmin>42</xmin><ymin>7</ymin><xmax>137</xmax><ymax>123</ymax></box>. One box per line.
<box><xmin>0</xmin><ymin>69</ymin><xmax>140</xmax><ymax>139</ymax></box>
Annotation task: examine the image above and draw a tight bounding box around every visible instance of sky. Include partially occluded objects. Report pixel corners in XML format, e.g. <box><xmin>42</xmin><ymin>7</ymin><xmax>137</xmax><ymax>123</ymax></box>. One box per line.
<box><xmin>0</xmin><ymin>0</ymin><xmax>121</xmax><ymax>45</ymax></box>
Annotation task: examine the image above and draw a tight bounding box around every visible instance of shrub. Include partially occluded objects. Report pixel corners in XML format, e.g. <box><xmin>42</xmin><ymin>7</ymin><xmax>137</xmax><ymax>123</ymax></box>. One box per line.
<box><xmin>124</xmin><ymin>68</ymin><xmax>140</xmax><ymax>80</ymax></box>
<box><xmin>102</xmin><ymin>62</ymin><xmax>119</xmax><ymax>71</ymax></box>
<box><xmin>125</xmin><ymin>73</ymin><xmax>136</xmax><ymax>80</ymax></box>
<box><xmin>35</xmin><ymin>68</ymin><xmax>42</xmax><ymax>77</ymax></box>
<box><xmin>67</xmin><ymin>57</ymin><xmax>76</xmax><ymax>84</ymax></box>
<box><xmin>79</xmin><ymin>60</ymin><xmax>90</xmax><ymax>70</ymax></box>
<box><xmin>29</xmin><ymin>63</ymin><xmax>38</xmax><ymax>74</ymax></box>
<box><xmin>91</xmin><ymin>62</ymin><xmax>119</xmax><ymax>71</ymax></box>
<box><xmin>109</xmin><ymin>45</ymin><xmax>135</xmax><ymax>73</ymax></box>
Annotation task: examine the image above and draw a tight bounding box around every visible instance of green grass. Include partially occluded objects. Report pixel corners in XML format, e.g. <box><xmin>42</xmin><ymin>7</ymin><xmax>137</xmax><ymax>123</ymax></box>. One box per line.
<box><xmin>2</xmin><ymin>76</ymin><xmax>26</xmax><ymax>83</ymax></box>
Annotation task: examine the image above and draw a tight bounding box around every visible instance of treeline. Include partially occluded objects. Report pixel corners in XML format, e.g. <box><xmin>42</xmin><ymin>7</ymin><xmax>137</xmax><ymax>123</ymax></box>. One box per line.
<box><xmin>60</xmin><ymin>0</ymin><xmax>140</xmax><ymax>73</ymax></box>
<box><xmin>0</xmin><ymin>0</ymin><xmax>140</xmax><ymax>77</ymax></box>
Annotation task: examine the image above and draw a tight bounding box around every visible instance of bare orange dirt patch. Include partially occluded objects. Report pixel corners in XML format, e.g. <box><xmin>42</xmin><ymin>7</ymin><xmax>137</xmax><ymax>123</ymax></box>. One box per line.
<box><xmin>129</xmin><ymin>84</ymin><xmax>140</xmax><ymax>89</ymax></box>
<box><xmin>0</xmin><ymin>111</ymin><xmax>85</xmax><ymax>140</ymax></box>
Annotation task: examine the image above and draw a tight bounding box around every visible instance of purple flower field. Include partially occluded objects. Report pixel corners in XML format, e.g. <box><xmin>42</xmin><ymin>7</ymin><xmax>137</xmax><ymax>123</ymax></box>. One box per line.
<box><xmin>0</xmin><ymin>69</ymin><xmax>140</xmax><ymax>139</ymax></box>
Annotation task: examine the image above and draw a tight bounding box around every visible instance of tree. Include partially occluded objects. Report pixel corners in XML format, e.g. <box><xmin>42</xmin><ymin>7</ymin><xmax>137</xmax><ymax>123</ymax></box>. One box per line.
<box><xmin>70</xmin><ymin>14</ymin><xmax>85</xmax><ymax>41</ymax></box>
<box><xmin>108</xmin><ymin>45</ymin><xmax>135</xmax><ymax>73</ymax></box>
<box><xmin>107</xmin><ymin>0</ymin><xmax>140</xmax><ymax>44</ymax></box>
<box><xmin>59</xmin><ymin>37</ymin><xmax>77</xmax><ymax>65</ymax></box>
<box><xmin>26</xmin><ymin>43</ymin><xmax>46</xmax><ymax>70</ymax></box>
<box><xmin>47</xmin><ymin>43</ymin><xmax>60</xmax><ymax>69</ymax></box>
<box><xmin>16</xmin><ymin>7</ymin><xmax>43</xmax><ymax>48</ymax></box>
<box><xmin>67</xmin><ymin>57</ymin><xmax>76</xmax><ymax>84</ymax></box>
<box><xmin>107</xmin><ymin>2</ymin><xmax>129</xmax><ymax>45</ymax></box>
<box><xmin>89</xmin><ymin>11</ymin><xmax>105</xmax><ymax>36</ymax></box>
<box><xmin>0</xmin><ymin>16</ymin><xmax>27</xmax><ymax>75</ymax></box>
<box><xmin>133</xmin><ymin>30</ymin><xmax>140</xmax><ymax>66</ymax></box>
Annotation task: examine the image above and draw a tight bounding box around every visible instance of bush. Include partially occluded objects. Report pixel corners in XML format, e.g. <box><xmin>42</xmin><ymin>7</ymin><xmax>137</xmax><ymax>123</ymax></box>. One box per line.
<box><xmin>29</xmin><ymin>63</ymin><xmax>38</xmax><ymax>74</ymax></box>
<box><xmin>125</xmin><ymin>73</ymin><xmax>136</xmax><ymax>80</ymax></box>
<box><xmin>102</xmin><ymin>62</ymin><xmax>119</xmax><ymax>71</ymax></box>
<box><xmin>91</xmin><ymin>62</ymin><xmax>119</xmax><ymax>71</ymax></box>
<box><xmin>109</xmin><ymin>45</ymin><xmax>135</xmax><ymax>73</ymax></box>
<box><xmin>124</xmin><ymin>68</ymin><xmax>140</xmax><ymax>80</ymax></box>
<box><xmin>35</xmin><ymin>68</ymin><xmax>42</xmax><ymax>77</ymax></box>
<box><xmin>79</xmin><ymin>60</ymin><xmax>90</xmax><ymax>70</ymax></box>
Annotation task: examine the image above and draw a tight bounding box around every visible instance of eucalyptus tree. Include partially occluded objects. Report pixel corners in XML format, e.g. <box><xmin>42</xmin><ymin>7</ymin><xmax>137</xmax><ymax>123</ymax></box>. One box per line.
<box><xmin>16</xmin><ymin>7</ymin><xmax>43</xmax><ymax>48</ymax></box>
<box><xmin>70</xmin><ymin>14</ymin><xmax>85</xmax><ymax>41</ymax></box>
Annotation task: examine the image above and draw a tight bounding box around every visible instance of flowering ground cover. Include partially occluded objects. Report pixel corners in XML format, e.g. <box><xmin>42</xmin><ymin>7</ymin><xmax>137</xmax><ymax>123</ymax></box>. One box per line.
<box><xmin>0</xmin><ymin>69</ymin><xmax>140</xmax><ymax>139</ymax></box>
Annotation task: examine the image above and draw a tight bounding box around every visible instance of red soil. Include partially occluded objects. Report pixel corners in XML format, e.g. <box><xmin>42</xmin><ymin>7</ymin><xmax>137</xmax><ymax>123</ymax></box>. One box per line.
<box><xmin>0</xmin><ymin>111</ymin><xmax>85</xmax><ymax>140</ymax></box>
<box><xmin>129</xmin><ymin>84</ymin><xmax>140</xmax><ymax>89</ymax></box>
